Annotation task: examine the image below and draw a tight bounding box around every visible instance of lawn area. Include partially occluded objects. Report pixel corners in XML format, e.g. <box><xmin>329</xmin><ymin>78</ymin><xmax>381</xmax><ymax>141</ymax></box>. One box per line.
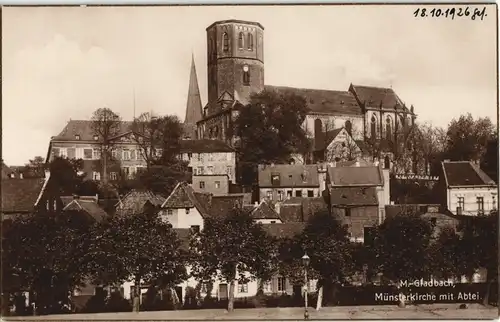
<box><xmin>5</xmin><ymin>304</ymin><xmax>497</xmax><ymax>320</ymax></box>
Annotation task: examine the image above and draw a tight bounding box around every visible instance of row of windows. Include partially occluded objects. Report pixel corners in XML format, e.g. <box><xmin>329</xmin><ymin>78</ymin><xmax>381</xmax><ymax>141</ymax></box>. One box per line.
<box><xmin>92</xmin><ymin>166</ymin><xmax>147</xmax><ymax>181</ymax></box>
<box><xmin>266</xmin><ymin>189</ymin><xmax>316</xmax><ymax>201</ymax></box>
<box><xmin>456</xmin><ymin>196</ymin><xmax>496</xmax><ymax>213</ymax></box>
<box><xmin>52</xmin><ymin>147</ymin><xmax>146</xmax><ymax>161</ymax></box>
<box><xmin>182</xmin><ymin>152</ymin><xmax>232</xmax><ymax>162</ymax></box>
<box><xmin>199</xmin><ymin>180</ymin><xmax>222</xmax><ymax>189</ymax></box>
<box><xmin>193</xmin><ymin>166</ymin><xmax>233</xmax><ymax>177</ymax></box>
<box><xmin>221</xmin><ymin>32</ymin><xmax>254</xmax><ymax>52</ymax></box>
<box><xmin>198</xmin><ymin>282</ymin><xmax>248</xmax><ymax>294</ymax></box>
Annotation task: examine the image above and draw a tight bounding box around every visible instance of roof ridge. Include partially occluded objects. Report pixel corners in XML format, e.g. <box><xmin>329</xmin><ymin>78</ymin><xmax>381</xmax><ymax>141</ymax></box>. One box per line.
<box><xmin>267</xmin><ymin>84</ymin><xmax>352</xmax><ymax>95</ymax></box>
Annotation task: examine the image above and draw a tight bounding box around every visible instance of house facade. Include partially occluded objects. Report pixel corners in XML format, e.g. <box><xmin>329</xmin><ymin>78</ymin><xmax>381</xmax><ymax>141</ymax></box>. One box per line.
<box><xmin>46</xmin><ymin>120</ymin><xmax>236</xmax><ymax>183</ymax></box>
<box><xmin>258</xmin><ymin>164</ymin><xmax>321</xmax><ymax>202</ymax></box>
<box><xmin>325</xmin><ymin>164</ymin><xmax>390</xmax><ymax>242</ymax></box>
<box><xmin>440</xmin><ymin>161</ymin><xmax>498</xmax><ymax>216</ymax></box>
<box><xmin>192</xmin><ymin>174</ymin><xmax>230</xmax><ymax>195</ymax></box>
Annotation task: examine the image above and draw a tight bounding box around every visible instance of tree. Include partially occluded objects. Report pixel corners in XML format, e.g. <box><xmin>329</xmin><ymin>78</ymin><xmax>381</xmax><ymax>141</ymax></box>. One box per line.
<box><xmin>299</xmin><ymin>209</ymin><xmax>355</xmax><ymax>308</ymax></box>
<box><xmin>90</xmin><ymin>108</ymin><xmax>122</xmax><ymax>184</ymax></box>
<box><xmin>480</xmin><ymin>132</ymin><xmax>498</xmax><ymax>183</ymax></box>
<box><xmin>456</xmin><ymin>211</ymin><xmax>498</xmax><ymax>304</ymax></box>
<box><xmin>22</xmin><ymin>156</ymin><xmax>46</xmax><ymax>178</ymax></box>
<box><xmin>233</xmin><ymin>89</ymin><xmax>310</xmax><ymax>184</ymax></box>
<box><xmin>417</xmin><ymin>122</ymin><xmax>447</xmax><ymax>176</ymax></box>
<box><xmin>2</xmin><ymin>210</ymin><xmax>93</xmax><ymax>315</ymax></box>
<box><xmin>48</xmin><ymin>157</ymin><xmax>85</xmax><ymax>195</ymax></box>
<box><xmin>190</xmin><ymin>207</ymin><xmax>275</xmax><ymax>311</ymax></box>
<box><xmin>86</xmin><ymin>211</ymin><xmax>187</xmax><ymax>312</ymax></box>
<box><xmin>427</xmin><ymin>226</ymin><xmax>462</xmax><ymax>280</ymax></box>
<box><xmin>373</xmin><ymin>213</ymin><xmax>434</xmax><ymax>286</ymax></box>
<box><xmin>444</xmin><ymin>113</ymin><xmax>495</xmax><ymax>162</ymax></box>
<box><xmin>131</xmin><ymin>113</ymin><xmax>190</xmax><ymax>196</ymax></box>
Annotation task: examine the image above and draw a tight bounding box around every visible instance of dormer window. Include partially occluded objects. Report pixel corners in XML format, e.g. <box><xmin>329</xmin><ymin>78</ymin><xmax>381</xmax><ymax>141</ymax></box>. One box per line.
<box><xmin>75</xmin><ymin>134</ymin><xmax>80</xmax><ymax>140</ymax></box>
<box><xmin>301</xmin><ymin>171</ymin><xmax>307</xmax><ymax>183</ymax></box>
<box><xmin>271</xmin><ymin>173</ymin><xmax>280</xmax><ymax>186</ymax></box>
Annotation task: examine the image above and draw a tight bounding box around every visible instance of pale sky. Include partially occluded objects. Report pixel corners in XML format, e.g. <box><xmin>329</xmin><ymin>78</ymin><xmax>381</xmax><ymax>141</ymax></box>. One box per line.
<box><xmin>2</xmin><ymin>5</ymin><xmax>497</xmax><ymax>166</ymax></box>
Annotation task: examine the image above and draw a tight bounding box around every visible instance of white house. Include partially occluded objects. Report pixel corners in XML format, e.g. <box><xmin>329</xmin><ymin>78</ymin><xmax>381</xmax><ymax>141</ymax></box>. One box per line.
<box><xmin>440</xmin><ymin>161</ymin><xmax>498</xmax><ymax>216</ymax></box>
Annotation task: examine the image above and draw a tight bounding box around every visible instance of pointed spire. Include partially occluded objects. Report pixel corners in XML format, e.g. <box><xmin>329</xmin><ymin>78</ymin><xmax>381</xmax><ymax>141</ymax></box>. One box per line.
<box><xmin>184</xmin><ymin>53</ymin><xmax>203</xmax><ymax>124</ymax></box>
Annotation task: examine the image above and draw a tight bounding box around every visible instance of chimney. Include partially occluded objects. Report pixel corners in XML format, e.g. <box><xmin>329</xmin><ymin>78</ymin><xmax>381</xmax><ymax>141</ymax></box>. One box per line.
<box><xmin>254</xmin><ymin>201</ymin><xmax>259</xmax><ymax>207</ymax></box>
<box><xmin>355</xmin><ymin>157</ymin><xmax>360</xmax><ymax>167</ymax></box>
<box><xmin>72</xmin><ymin>194</ymin><xmax>80</xmax><ymax>200</ymax></box>
<box><xmin>19</xmin><ymin>173</ymin><xmax>23</xmax><ymax>179</ymax></box>
<box><xmin>444</xmin><ymin>159</ymin><xmax>450</xmax><ymax>162</ymax></box>
<box><xmin>45</xmin><ymin>169</ymin><xmax>50</xmax><ymax>179</ymax></box>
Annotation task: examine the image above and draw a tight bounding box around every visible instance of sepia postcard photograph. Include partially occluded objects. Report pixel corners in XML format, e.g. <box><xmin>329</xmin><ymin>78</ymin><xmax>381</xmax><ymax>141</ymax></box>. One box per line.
<box><xmin>1</xmin><ymin>3</ymin><xmax>498</xmax><ymax>321</ymax></box>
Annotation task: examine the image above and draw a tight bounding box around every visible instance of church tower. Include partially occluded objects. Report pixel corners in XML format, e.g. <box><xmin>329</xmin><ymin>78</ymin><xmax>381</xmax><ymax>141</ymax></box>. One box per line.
<box><xmin>184</xmin><ymin>54</ymin><xmax>203</xmax><ymax>138</ymax></box>
<box><xmin>205</xmin><ymin>20</ymin><xmax>265</xmax><ymax>117</ymax></box>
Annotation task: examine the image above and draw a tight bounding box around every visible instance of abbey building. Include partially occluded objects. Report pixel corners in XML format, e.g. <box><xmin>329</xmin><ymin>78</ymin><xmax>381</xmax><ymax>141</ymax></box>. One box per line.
<box><xmin>185</xmin><ymin>19</ymin><xmax>417</xmax><ymax>164</ymax></box>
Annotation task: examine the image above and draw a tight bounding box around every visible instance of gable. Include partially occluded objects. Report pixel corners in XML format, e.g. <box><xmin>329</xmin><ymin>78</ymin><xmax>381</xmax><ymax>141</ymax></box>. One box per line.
<box><xmin>162</xmin><ymin>182</ymin><xmax>210</xmax><ymax>217</ymax></box>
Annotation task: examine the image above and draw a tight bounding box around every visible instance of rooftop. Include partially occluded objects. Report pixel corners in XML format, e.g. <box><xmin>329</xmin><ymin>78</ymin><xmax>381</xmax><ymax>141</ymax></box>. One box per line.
<box><xmin>258</xmin><ymin>164</ymin><xmax>319</xmax><ymax>187</ymax></box>
<box><xmin>328</xmin><ymin>165</ymin><xmax>384</xmax><ymax>187</ymax></box>
<box><xmin>442</xmin><ymin>161</ymin><xmax>496</xmax><ymax>187</ymax></box>
<box><xmin>1</xmin><ymin>178</ymin><xmax>45</xmax><ymax>213</ymax></box>
<box><xmin>265</xmin><ymin>85</ymin><xmax>362</xmax><ymax>116</ymax></box>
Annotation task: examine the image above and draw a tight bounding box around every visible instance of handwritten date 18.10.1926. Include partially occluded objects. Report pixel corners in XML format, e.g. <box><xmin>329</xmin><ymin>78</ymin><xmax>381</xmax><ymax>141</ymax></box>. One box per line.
<box><xmin>414</xmin><ymin>7</ymin><xmax>487</xmax><ymax>20</ymax></box>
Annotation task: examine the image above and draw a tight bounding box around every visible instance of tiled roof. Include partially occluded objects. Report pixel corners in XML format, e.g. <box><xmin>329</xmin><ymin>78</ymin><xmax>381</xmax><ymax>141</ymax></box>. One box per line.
<box><xmin>262</xmin><ymin>222</ymin><xmax>306</xmax><ymax>239</ymax></box>
<box><xmin>329</xmin><ymin>187</ymin><xmax>378</xmax><ymax>206</ymax></box>
<box><xmin>328</xmin><ymin>166</ymin><xmax>383</xmax><ymax>186</ymax></box>
<box><xmin>279</xmin><ymin>204</ymin><xmax>303</xmax><ymax>223</ymax></box>
<box><xmin>1</xmin><ymin>178</ymin><xmax>45</xmax><ymax>213</ymax></box>
<box><xmin>279</xmin><ymin>197</ymin><xmax>329</xmax><ymax>222</ymax></box>
<box><xmin>244</xmin><ymin>201</ymin><xmax>281</xmax><ymax>220</ymax></box>
<box><xmin>301</xmin><ymin>197</ymin><xmax>329</xmax><ymax>221</ymax></box>
<box><xmin>51</xmin><ymin>120</ymin><xmax>196</xmax><ymax>142</ymax></box>
<box><xmin>265</xmin><ymin>85</ymin><xmax>362</xmax><ymax>116</ymax></box>
<box><xmin>442</xmin><ymin>161</ymin><xmax>496</xmax><ymax>187</ymax></box>
<box><xmin>63</xmin><ymin>199</ymin><xmax>107</xmax><ymax>222</ymax></box>
<box><xmin>180</xmin><ymin>139</ymin><xmax>234</xmax><ymax>153</ymax></box>
<box><xmin>116</xmin><ymin>189</ymin><xmax>166</xmax><ymax>215</ymax></box>
<box><xmin>350</xmin><ymin>84</ymin><xmax>410</xmax><ymax>112</ymax></box>
<box><xmin>258</xmin><ymin>164</ymin><xmax>319</xmax><ymax>188</ymax></box>
<box><xmin>162</xmin><ymin>182</ymin><xmax>211</xmax><ymax>217</ymax></box>
<box><xmin>208</xmin><ymin>195</ymin><xmax>245</xmax><ymax>218</ymax></box>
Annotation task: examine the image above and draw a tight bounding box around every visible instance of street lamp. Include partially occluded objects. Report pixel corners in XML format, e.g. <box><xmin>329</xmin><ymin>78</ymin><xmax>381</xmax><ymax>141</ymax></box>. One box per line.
<box><xmin>302</xmin><ymin>253</ymin><xmax>310</xmax><ymax>320</ymax></box>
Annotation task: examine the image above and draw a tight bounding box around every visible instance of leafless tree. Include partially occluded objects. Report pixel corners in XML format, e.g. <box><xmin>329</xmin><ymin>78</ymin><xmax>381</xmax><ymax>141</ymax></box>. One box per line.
<box><xmin>131</xmin><ymin>113</ymin><xmax>184</xmax><ymax>168</ymax></box>
<box><xmin>90</xmin><ymin>107</ymin><xmax>121</xmax><ymax>184</ymax></box>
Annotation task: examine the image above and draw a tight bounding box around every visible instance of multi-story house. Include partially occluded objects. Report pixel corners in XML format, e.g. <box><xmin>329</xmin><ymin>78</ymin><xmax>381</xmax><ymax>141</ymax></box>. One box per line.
<box><xmin>325</xmin><ymin>163</ymin><xmax>390</xmax><ymax>242</ymax></box>
<box><xmin>258</xmin><ymin>164</ymin><xmax>321</xmax><ymax>202</ymax></box>
<box><xmin>192</xmin><ymin>174</ymin><xmax>230</xmax><ymax>196</ymax></box>
<box><xmin>46</xmin><ymin>120</ymin><xmax>236</xmax><ymax>182</ymax></box>
<box><xmin>179</xmin><ymin>139</ymin><xmax>236</xmax><ymax>182</ymax></box>
<box><xmin>439</xmin><ymin>160</ymin><xmax>498</xmax><ymax>216</ymax></box>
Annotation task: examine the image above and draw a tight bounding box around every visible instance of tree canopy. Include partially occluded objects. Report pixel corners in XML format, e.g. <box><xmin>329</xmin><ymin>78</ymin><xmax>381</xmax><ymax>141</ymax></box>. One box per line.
<box><xmin>189</xmin><ymin>207</ymin><xmax>275</xmax><ymax>311</ymax></box>
<box><xmin>233</xmin><ymin>89</ymin><xmax>310</xmax><ymax>184</ymax></box>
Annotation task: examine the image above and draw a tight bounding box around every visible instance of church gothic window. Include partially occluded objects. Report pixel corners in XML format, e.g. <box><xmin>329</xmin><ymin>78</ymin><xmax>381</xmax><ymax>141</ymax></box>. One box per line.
<box><xmin>223</xmin><ymin>33</ymin><xmax>229</xmax><ymax>52</ymax></box>
<box><xmin>345</xmin><ymin>120</ymin><xmax>352</xmax><ymax>135</ymax></box>
<box><xmin>247</xmin><ymin>33</ymin><xmax>254</xmax><ymax>50</ymax></box>
<box><xmin>238</xmin><ymin>32</ymin><xmax>244</xmax><ymax>49</ymax></box>
<box><xmin>386</xmin><ymin>116</ymin><xmax>392</xmax><ymax>141</ymax></box>
<box><xmin>370</xmin><ymin>115</ymin><xmax>377</xmax><ymax>139</ymax></box>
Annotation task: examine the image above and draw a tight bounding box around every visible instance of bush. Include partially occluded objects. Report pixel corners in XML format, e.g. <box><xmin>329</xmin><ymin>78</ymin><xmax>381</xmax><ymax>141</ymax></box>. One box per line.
<box><xmin>106</xmin><ymin>292</ymin><xmax>132</xmax><ymax>312</ymax></box>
